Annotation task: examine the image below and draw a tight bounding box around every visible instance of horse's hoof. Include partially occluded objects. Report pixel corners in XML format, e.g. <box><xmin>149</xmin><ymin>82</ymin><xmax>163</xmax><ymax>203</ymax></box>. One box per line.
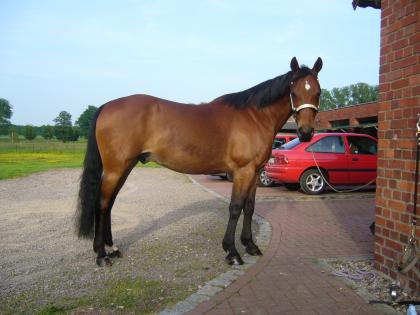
<box><xmin>226</xmin><ymin>253</ymin><xmax>244</xmax><ymax>265</ymax></box>
<box><xmin>108</xmin><ymin>249</ymin><xmax>123</xmax><ymax>258</ymax></box>
<box><xmin>246</xmin><ymin>245</ymin><xmax>263</xmax><ymax>256</ymax></box>
<box><xmin>96</xmin><ymin>256</ymin><xmax>112</xmax><ymax>267</ymax></box>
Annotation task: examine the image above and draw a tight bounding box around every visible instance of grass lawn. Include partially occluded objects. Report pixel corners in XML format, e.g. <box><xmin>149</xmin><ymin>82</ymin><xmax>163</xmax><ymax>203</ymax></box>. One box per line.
<box><xmin>0</xmin><ymin>152</ymin><xmax>85</xmax><ymax>179</ymax></box>
<box><xmin>0</xmin><ymin>138</ymin><xmax>160</xmax><ymax>180</ymax></box>
<box><xmin>0</xmin><ymin>152</ymin><xmax>160</xmax><ymax>180</ymax></box>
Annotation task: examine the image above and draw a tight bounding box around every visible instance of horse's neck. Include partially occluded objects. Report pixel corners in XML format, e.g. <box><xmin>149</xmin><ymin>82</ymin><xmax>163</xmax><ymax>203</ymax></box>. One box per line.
<box><xmin>260</xmin><ymin>96</ymin><xmax>293</xmax><ymax>134</ymax></box>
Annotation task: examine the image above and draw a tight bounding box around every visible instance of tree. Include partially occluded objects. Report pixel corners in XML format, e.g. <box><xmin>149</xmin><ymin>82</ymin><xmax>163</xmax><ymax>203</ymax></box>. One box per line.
<box><xmin>71</xmin><ymin>126</ymin><xmax>80</xmax><ymax>141</ymax></box>
<box><xmin>349</xmin><ymin>83</ymin><xmax>378</xmax><ymax>104</ymax></box>
<box><xmin>0</xmin><ymin>98</ymin><xmax>13</xmax><ymax>135</ymax></box>
<box><xmin>54</xmin><ymin>125</ymin><xmax>73</xmax><ymax>142</ymax></box>
<box><xmin>319</xmin><ymin>82</ymin><xmax>378</xmax><ymax>111</ymax></box>
<box><xmin>42</xmin><ymin>125</ymin><xmax>54</xmax><ymax>140</ymax></box>
<box><xmin>24</xmin><ymin>125</ymin><xmax>36</xmax><ymax>140</ymax></box>
<box><xmin>54</xmin><ymin>111</ymin><xmax>72</xmax><ymax>126</ymax></box>
<box><xmin>76</xmin><ymin>105</ymin><xmax>98</xmax><ymax>138</ymax></box>
<box><xmin>319</xmin><ymin>89</ymin><xmax>336</xmax><ymax>111</ymax></box>
<box><xmin>54</xmin><ymin>111</ymin><xmax>73</xmax><ymax>142</ymax></box>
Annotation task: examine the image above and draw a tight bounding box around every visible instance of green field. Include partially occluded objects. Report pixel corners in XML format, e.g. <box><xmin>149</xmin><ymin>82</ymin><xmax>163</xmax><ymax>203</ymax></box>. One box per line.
<box><xmin>0</xmin><ymin>138</ymin><xmax>158</xmax><ymax>179</ymax></box>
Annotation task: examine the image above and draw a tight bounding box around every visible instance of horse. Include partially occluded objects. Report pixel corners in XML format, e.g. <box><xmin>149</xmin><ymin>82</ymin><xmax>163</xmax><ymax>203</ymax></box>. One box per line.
<box><xmin>76</xmin><ymin>57</ymin><xmax>323</xmax><ymax>266</ymax></box>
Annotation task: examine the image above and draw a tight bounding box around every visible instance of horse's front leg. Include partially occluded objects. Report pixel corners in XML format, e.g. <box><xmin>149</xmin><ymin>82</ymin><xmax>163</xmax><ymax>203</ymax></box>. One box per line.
<box><xmin>222</xmin><ymin>167</ymin><xmax>256</xmax><ymax>265</ymax></box>
<box><xmin>241</xmin><ymin>183</ymin><xmax>262</xmax><ymax>256</ymax></box>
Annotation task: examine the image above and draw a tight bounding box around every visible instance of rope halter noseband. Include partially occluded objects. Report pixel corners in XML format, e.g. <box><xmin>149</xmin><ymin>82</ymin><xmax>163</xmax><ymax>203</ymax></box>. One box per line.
<box><xmin>289</xmin><ymin>81</ymin><xmax>319</xmax><ymax>120</ymax></box>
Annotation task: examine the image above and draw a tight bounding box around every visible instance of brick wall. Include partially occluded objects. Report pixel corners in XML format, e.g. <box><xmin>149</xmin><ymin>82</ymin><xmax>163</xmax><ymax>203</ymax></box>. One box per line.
<box><xmin>375</xmin><ymin>0</ymin><xmax>420</xmax><ymax>292</ymax></box>
<box><xmin>316</xmin><ymin>102</ymin><xmax>379</xmax><ymax>129</ymax></box>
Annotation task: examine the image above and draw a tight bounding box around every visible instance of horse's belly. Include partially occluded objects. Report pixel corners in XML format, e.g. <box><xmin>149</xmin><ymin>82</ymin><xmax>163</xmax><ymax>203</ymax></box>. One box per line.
<box><xmin>149</xmin><ymin>150</ymin><xmax>226</xmax><ymax>175</ymax></box>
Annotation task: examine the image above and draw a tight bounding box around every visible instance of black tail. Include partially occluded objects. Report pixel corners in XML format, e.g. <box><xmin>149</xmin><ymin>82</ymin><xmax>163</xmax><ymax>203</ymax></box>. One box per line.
<box><xmin>76</xmin><ymin>106</ymin><xmax>104</xmax><ymax>239</ymax></box>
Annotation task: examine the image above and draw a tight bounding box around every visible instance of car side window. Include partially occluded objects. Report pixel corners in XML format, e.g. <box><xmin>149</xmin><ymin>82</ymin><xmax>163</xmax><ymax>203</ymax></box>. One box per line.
<box><xmin>272</xmin><ymin>138</ymin><xmax>286</xmax><ymax>149</ymax></box>
<box><xmin>347</xmin><ymin>136</ymin><xmax>377</xmax><ymax>155</ymax></box>
<box><xmin>307</xmin><ymin>136</ymin><xmax>345</xmax><ymax>153</ymax></box>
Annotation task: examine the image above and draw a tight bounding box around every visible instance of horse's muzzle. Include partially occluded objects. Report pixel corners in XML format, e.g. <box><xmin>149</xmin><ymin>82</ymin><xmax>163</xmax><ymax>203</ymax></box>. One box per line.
<box><xmin>297</xmin><ymin>127</ymin><xmax>314</xmax><ymax>142</ymax></box>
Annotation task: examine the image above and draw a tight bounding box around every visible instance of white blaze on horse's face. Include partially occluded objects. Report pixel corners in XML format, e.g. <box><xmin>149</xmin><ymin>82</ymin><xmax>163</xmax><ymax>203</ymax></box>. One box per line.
<box><xmin>305</xmin><ymin>80</ymin><xmax>311</xmax><ymax>91</ymax></box>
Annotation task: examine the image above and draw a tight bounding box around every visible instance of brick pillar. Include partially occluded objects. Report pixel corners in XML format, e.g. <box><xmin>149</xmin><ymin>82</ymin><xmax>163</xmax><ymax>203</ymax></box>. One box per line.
<box><xmin>375</xmin><ymin>0</ymin><xmax>420</xmax><ymax>292</ymax></box>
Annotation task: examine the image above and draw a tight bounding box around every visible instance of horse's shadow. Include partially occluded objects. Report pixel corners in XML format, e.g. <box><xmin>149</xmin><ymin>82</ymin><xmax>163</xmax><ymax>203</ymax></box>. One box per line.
<box><xmin>113</xmin><ymin>199</ymin><xmax>230</xmax><ymax>254</ymax></box>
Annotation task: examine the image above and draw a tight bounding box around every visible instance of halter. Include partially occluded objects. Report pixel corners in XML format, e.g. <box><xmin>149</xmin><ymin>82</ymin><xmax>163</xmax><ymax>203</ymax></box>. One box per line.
<box><xmin>289</xmin><ymin>92</ymin><xmax>318</xmax><ymax>118</ymax></box>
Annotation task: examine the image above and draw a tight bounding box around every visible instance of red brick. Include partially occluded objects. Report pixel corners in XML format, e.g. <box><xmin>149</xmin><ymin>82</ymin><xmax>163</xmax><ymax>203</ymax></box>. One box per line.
<box><xmin>401</xmin><ymin>12</ymin><xmax>418</xmax><ymax>27</ymax></box>
<box><xmin>382</xmin><ymin>247</ymin><xmax>395</xmax><ymax>259</ymax></box>
<box><xmin>386</xmin><ymin>239</ymin><xmax>403</xmax><ymax>252</ymax></box>
<box><xmin>391</xmin><ymin>78</ymin><xmax>409</xmax><ymax>89</ymax></box>
<box><xmin>400</xmin><ymin>233</ymin><xmax>409</xmax><ymax>243</ymax></box>
<box><xmin>392</xmin><ymin>211</ymin><xmax>400</xmax><ymax>220</ymax></box>
<box><xmin>376</xmin><ymin>216</ymin><xmax>386</xmax><ymax>227</ymax></box>
<box><xmin>386</xmin><ymin>219</ymin><xmax>395</xmax><ymax>229</ymax></box>
<box><xmin>389</xmin><ymin>200</ymin><xmax>407</xmax><ymax>212</ymax></box>
<box><xmin>382</xmin><ymin>6</ymin><xmax>393</xmax><ymax>18</ymax></box>
<box><xmin>396</xmin><ymin>222</ymin><xmax>411</xmax><ymax>234</ymax></box>
<box><xmin>399</xmin><ymin>97</ymin><xmax>418</xmax><ymax>107</ymax></box>
<box><xmin>374</xmin><ymin>253</ymin><xmax>385</xmax><ymax>264</ymax></box>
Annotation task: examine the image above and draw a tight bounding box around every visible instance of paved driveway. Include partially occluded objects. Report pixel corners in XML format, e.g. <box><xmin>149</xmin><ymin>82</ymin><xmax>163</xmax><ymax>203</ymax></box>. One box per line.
<box><xmin>186</xmin><ymin>175</ymin><xmax>385</xmax><ymax>315</ymax></box>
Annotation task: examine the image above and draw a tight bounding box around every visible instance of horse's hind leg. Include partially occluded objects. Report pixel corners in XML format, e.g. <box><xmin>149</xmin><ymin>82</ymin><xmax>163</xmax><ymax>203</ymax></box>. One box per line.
<box><xmin>241</xmin><ymin>183</ymin><xmax>262</xmax><ymax>256</ymax></box>
<box><xmin>94</xmin><ymin>161</ymin><xmax>135</xmax><ymax>266</ymax></box>
<box><xmin>103</xmin><ymin>162</ymin><xmax>137</xmax><ymax>258</ymax></box>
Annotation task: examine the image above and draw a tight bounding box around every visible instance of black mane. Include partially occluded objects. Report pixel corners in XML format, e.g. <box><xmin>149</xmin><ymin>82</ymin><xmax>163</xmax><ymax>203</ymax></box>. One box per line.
<box><xmin>221</xmin><ymin>66</ymin><xmax>314</xmax><ymax>109</ymax></box>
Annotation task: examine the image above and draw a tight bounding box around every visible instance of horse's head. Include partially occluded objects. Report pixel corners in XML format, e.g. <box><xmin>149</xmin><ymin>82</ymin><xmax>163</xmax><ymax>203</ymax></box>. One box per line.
<box><xmin>289</xmin><ymin>57</ymin><xmax>323</xmax><ymax>142</ymax></box>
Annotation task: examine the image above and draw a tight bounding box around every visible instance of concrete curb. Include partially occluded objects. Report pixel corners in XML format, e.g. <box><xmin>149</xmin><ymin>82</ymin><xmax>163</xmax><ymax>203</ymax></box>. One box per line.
<box><xmin>157</xmin><ymin>175</ymin><xmax>272</xmax><ymax>315</ymax></box>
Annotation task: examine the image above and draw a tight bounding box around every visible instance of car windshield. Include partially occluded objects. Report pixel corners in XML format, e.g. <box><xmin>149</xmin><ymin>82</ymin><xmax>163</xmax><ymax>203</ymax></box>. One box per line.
<box><xmin>279</xmin><ymin>137</ymin><xmax>301</xmax><ymax>150</ymax></box>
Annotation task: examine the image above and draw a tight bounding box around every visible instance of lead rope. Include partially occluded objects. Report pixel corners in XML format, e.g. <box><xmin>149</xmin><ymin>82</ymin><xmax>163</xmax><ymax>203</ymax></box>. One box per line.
<box><xmin>310</xmin><ymin>149</ymin><xmax>376</xmax><ymax>193</ymax></box>
<box><xmin>397</xmin><ymin>114</ymin><xmax>420</xmax><ymax>277</ymax></box>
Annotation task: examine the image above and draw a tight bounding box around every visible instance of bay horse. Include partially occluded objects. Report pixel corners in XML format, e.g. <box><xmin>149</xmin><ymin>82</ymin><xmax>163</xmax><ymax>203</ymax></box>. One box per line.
<box><xmin>76</xmin><ymin>57</ymin><xmax>323</xmax><ymax>266</ymax></box>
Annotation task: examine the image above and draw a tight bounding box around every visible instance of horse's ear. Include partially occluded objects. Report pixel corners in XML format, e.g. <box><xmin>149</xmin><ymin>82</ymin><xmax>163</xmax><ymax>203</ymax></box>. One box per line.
<box><xmin>312</xmin><ymin>57</ymin><xmax>323</xmax><ymax>75</ymax></box>
<box><xmin>290</xmin><ymin>57</ymin><xmax>300</xmax><ymax>73</ymax></box>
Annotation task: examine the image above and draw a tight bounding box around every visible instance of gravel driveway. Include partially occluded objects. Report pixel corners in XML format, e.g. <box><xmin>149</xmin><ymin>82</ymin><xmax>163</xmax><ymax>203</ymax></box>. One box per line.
<box><xmin>0</xmin><ymin>168</ymin><xmax>240</xmax><ymax>313</ymax></box>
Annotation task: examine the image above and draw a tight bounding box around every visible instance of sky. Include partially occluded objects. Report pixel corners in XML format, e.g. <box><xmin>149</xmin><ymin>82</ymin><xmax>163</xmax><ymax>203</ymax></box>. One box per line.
<box><xmin>0</xmin><ymin>0</ymin><xmax>381</xmax><ymax>126</ymax></box>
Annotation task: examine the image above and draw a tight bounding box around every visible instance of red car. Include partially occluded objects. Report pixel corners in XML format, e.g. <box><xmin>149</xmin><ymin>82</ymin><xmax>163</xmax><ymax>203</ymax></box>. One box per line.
<box><xmin>258</xmin><ymin>133</ymin><xmax>297</xmax><ymax>187</ymax></box>
<box><xmin>265</xmin><ymin>133</ymin><xmax>377</xmax><ymax>194</ymax></box>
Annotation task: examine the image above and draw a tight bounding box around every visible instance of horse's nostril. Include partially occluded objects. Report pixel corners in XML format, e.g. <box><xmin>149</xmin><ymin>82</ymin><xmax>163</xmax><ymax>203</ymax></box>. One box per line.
<box><xmin>298</xmin><ymin>127</ymin><xmax>314</xmax><ymax>142</ymax></box>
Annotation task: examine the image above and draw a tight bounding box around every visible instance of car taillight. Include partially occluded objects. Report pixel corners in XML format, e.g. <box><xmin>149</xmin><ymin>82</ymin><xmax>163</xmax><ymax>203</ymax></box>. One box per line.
<box><xmin>269</xmin><ymin>155</ymin><xmax>288</xmax><ymax>164</ymax></box>
<box><xmin>276</xmin><ymin>154</ymin><xmax>289</xmax><ymax>164</ymax></box>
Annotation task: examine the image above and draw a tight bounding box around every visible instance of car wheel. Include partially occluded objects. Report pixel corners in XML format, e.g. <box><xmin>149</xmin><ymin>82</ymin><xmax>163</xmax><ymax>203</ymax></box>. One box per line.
<box><xmin>284</xmin><ymin>183</ymin><xmax>300</xmax><ymax>191</ymax></box>
<box><xmin>257</xmin><ymin>169</ymin><xmax>273</xmax><ymax>187</ymax></box>
<box><xmin>300</xmin><ymin>169</ymin><xmax>327</xmax><ymax>195</ymax></box>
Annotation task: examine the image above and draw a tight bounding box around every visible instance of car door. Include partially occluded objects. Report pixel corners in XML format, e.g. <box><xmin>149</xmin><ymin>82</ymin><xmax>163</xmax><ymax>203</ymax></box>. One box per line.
<box><xmin>345</xmin><ymin>135</ymin><xmax>377</xmax><ymax>184</ymax></box>
<box><xmin>306</xmin><ymin>135</ymin><xmax>349</xmax><ymax>184</ymax></box>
